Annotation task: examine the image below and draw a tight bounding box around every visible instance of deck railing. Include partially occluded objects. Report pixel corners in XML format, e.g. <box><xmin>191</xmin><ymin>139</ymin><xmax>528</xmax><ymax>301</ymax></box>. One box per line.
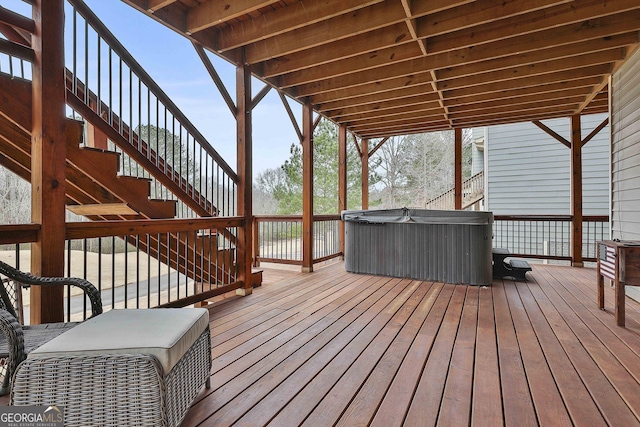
<box><xmin>252</xmin><ymin>215</ymin><xmax>342</xmax><ymax>266</ymax></box>
<box><xmin>0</xmin><ymin>218</ymin><xmax>241</xmax><ymax>323</ymax></box>
<box><xmin>493</xmin><ymin>215</ymin><xmax>610</xmax><ymax>262</ymax></box>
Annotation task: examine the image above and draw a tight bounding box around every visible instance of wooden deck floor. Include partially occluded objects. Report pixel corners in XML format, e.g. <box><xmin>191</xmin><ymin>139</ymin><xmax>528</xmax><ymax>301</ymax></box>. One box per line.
<box><xmin>183</xmin><ymin>262</ymin><xmax>640</xmax><ymax>427</ymax></box>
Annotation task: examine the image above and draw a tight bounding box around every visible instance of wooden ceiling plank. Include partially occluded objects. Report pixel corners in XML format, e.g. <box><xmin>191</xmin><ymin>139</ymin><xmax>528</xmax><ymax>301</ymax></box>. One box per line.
<box><xmin>186</xmin><ymin>0</ymin><xmax>279</xmax><ymax>35</ymax></box>
<box><xmin>217</xmin><ymin>0</ymin><xmax>384</xmax><ymax>52</ymax></box>
<box><xmin>437</xmin><ymin>32</ymin><xmax>638</xmax><ymax>81</ymax></box>
<box><xmin>274</xmin><ymin>8</ymin><xmax>640</xmax><ymax>85</ymax></box>
<box><xmin>449</xmin><ymin>87</ymin><xmax>599</xmax><ymax>113</ymax></box>
<box><xmin>311</xmin><ymin>72</ymin><xmax>433</xmax><ymax>104</ymax></box>
<box><xmin>445</xmin><ymin>77</ymin><xmax>604</xmax><ymax>106</ymax></box>
<box><xmin>292</xmin><ymin>32</ymin><xmax>635</xmax><ymax>97</ymax></box>
<box><xmin>347</xmin><ymin>108</ymin><xmax>447</xmax><ymax>124</ymax></box>
<box><xmin>442</xmin><ymin>64</ymin><xmax>611</xmax><ymax>100</ymax></box>
<box><xmin>359</xmin><ymin>122</ymin><xmax>453</xmax><ymax>138</ymax></box>
<box><xmin>244</xmin><ymin>2</ymin><xmax>407</xmax><ymax>63</ymax></box>
<box><xmin>331</xmin><ymin>97</ymin><xmax>442</xmax><ymax>119</ymax></box>
<box><xmin>316</xmin><ymin>83</ymin><xmax>438</xmax><ymax>112</ymax></box>
<box><xmin>345</xmin><ymin>106</ymin><xmax>447</xmax><ymax>123</ymax></box>
<box><xmin>295</xmin><ymin>59</ymin><xmax>431</xmax><ymax>97</ymax></box>
<box><xmin>263</xmin><ymin>24</ymin><xmax>416</xmax><ymax>75</ymax></box>
<box><xmin>418</xmin><ymin>0</ymin><xmax>573</xmax><ymax>39</ymax></box>
<box><xmin>422</xmin><ymin>0</ymin><xmax>640</xmax><ymax>53</ymax></box>
<box><xmin>146</xmin><ymin>0</ymin><xmax>178</xmax><ymax>13</ymax></box>
<box><xmin>451</xmin><ymin>96</ymin><xmax>588</xmax><ymax>119</ymax></box>
<box><xmin>437</xmin><ymin>48</ymin><xmax>625</xmax><ymax>92</ymax></box>
<box><xmin>337</xmin><ymin>103</ymin><xmax>445</xmax><ymax>123</ymax></box>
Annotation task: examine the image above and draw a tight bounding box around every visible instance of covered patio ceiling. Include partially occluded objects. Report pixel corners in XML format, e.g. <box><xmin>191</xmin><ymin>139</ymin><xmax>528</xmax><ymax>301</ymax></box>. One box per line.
<box><xmin>121</xmin><ymin>0</ymin><xmax>640</xmax><ymax>139</ymax></box>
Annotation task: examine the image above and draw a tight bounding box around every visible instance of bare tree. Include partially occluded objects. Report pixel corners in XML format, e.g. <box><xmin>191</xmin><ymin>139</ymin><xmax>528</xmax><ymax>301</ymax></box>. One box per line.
<box><xmin>0</xmin><ymin>167</ymin><xmax>30</xmax><ymax>224</ymax></box>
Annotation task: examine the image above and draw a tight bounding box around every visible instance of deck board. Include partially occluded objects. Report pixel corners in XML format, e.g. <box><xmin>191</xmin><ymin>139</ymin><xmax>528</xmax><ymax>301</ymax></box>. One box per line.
<box><xmin>5</xmin><ymin>261</ymin><xmax>640</xmax><ymax>426</ymax></box>
<box><xmin>178</xmin><ymin>262</ymin><xmax>640</xmax><ymax>426</ymax></box>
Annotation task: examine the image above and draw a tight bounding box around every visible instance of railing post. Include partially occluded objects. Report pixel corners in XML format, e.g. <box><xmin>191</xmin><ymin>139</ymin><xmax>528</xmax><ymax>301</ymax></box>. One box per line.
<box><xmin>236</xmin><ymin>56</ymin><xmax>253</xmax><ymax>295</ymax></box>
<box><xmin>30</xmin><ymin>0</ymin><xmax>66</xmax><ymax>324</ymax></box>
<box><xmin>252</xmin><ymin>217</ymin><xmax>260</xmax><ymax>267</ymax></box>
<box><xmin>454</xmin><ymin>128</ymin><xmax>463</xmax><ymax>210</ymax></box>
<box><xmin>571</xmin><ymin>114</ymin><xmax>584</xmax><ymax>267</ymax></box>
<box><xmin>302</xmin><ymin>99</ymin><xmax>314</xmax><ymax>273</ymax></box>
<box><xmin>338</xmin><ymin>125</ymin><xmax>347</xmax><ymax>259</ymax></box>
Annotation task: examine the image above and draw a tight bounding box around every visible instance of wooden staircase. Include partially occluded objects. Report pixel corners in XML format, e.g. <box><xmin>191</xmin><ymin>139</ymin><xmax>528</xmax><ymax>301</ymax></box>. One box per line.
<box><xmin>0</xmin><ymin>72</ymin><xmax>253</xmax><ymax>289</ymax></box>
<box><xmin>0</xmin><ymin>73</ymin><xmax>176</xmax><ymax>220</ymax></box>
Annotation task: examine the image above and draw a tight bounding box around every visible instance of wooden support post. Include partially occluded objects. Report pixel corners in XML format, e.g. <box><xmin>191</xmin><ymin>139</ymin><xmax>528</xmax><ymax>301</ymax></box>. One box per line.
<box><xmin>30</xmin><ymin>0</ymin><xmax>66</xmax><ymax>324</ymax></box>
<box><xmin>338</xmin><ymin>125</ymin><xmax>347</xmax><ymax>259</ymax></box>
<box><xmin>302</xmin><ymin>100</ymin><xmax>314</xmax><ymax>273</ymax></box>
<box><xmin>361</xmin><ymin>139</ymin><xmax>369</xmax><ymax>210</ymax></box>
<box><xmin>571</xmin><ymin>114</ymin><xmax>584</xmax><ymax>267</ymax></box>
<box><xmin>454</xmin><ymin>128</ymin><xmax>463</xmax><ymax>210</ymax></box>
<box><xmin>236</xmin><ymin>59</ymin><xmax>253</xmax><ymax>295</ymax></box>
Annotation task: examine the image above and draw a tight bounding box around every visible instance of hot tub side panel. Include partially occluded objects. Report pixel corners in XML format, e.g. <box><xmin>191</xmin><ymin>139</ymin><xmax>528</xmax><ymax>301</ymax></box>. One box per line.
<box><xmin>344</xmin><ymin>220</ymin><xmax>492</xmax><ymax>286</ymax></box>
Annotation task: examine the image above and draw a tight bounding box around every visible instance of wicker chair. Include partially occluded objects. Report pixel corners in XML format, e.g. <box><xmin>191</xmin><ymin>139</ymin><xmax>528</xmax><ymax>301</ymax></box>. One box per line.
<box><xmin>0</xmin><ymin>260</ymin><xmax>102</xmax><ymax>395</ymax></box>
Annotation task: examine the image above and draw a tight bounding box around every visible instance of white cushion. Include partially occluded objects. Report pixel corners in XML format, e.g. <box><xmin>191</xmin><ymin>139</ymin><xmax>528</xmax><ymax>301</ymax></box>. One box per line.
<box><xmin>29</xmin><ymin>308</ymin><xmax>209</xmax><ymax>373</ymax></box>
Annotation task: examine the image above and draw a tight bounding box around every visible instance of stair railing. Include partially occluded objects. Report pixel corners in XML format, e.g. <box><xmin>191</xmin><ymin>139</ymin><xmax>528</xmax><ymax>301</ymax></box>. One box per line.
<box><xmin>424</xmin><ymin>170</ymin><xmax>484</xmax><ymax>210</ymax></box>
<box><xmin>65</xmin><ymin>0</ymin><xmax>237</xmax><ymax>219</ymax></box>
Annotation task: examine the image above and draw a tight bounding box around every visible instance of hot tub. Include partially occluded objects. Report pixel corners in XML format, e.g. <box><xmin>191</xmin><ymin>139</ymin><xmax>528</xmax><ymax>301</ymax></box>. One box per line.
<box><xmin>341</xmin><ymin>208</ymin><xmax>493</xmax><ymax>286</ymax></box>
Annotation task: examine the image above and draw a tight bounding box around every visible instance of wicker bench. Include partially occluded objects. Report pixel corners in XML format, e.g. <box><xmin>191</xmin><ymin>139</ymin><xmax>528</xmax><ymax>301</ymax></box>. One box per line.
<box><xmin>10</xmin><ymin>308</ymin><xmax>211</xmax><ymax>427</ymax></box>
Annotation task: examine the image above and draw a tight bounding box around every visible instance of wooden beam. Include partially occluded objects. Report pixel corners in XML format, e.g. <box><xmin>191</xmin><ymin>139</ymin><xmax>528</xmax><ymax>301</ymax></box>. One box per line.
<box><xmin>353</xmin><ymin>134</ymin><xmax>363</xmax><ymax>158</ymax></box>
<box><xmin>437</xmin><ymin>49</ymin><xmax>625</xmax><ymax>92</ymax></box>
<box><xmin>361</xmin><ymin>139</ymin><xmax>369</xmax><ymax>209</ymax></box>
<box><xmin>275</xmin><ymin>10</ymin><xmax>639</xmax><ymax>86</ymax></box>
<box><xmin>295</xmin><ymin>33</ymin><xmax>631</xmax><ymax>97</ymax></box>
<box><xmin>570</xmin><ymin>114</ymin><xmax>583</xmax><ymax>267</ymax></box>
<box><xmin>0</xmin><ymin>22</ymin><xmax>31</xmax><ymax>45</ymax></box>
<box><xmin>244</xmin><ymin>2</ymin><xmax>407</xmax><ymax>64</ymax></box>
<box><xmin>146</xmin><ymin>0</ymin><xmax>177</xmax><ymax>13</ymax></box>
<box><xmin>194</xmin><ymin>42</ymin><xmax>237</xmax><ymax>117</ymax></box>
<box><xmin>302</xmin><ymin>99</ymin><xmax>314</xmax><ymax>272</ymax></box>
<box><xmin>219</xmin><ymin>0</ymin><xmax>385</xmax><ymax>53</ymax></box>
<box><xmin>368</xmin><ymin>137</ymin><xmax>389</xmax><ymax>157</ymax></box>
<box><xmin>0</xmin><ymin>38</ymin><xmax>34</xmax><ymax>62</ymax></box>
<box><xmin>316</xmin><ymin>83</ymin><xmax>438</xmax><ymax>112</ymax></box>
<box><xmin>187</xmin><ymin>0</ymin><xmax>278</xmax><ymax>35</ymax></box>
<box><xmin>532</xmin><ymin>120</ymin><xmax>571</xmax><ymax>148</ymax></box>
<box><xmin>310</xmin><ymin>72</ymin><xmax>433</xmax><ymax>104</ymax></box>
<box><xmin>0</xmin><ymin>5</ymin><xmax>35</xmax><ymax>32</ymax></box>
<box><xmin>31</xmin><ymin>0</ymin><xmax>66</xmax><ymax>324</ymax></box>
<box><xmin>278</xmin><ymin>91</ymin><xmax>303</xmax><ymax>143</ymax></box>
<box><xmin>443</xmin><ymin>64</ymin><xmax>612</xmax><ymax>101</ymax></box>
<box><xmin>338</xmin><ymin>125</ymin><xmax>347</xmax><ymax>259</ymax></box>
<box><xmin>251</xmin><ymin>84</ymin><xmax>272</xmax><ymax>111</ymax></box>
<box><xmin>454</xmin><ymin>128</ymin><xmax>463</xmax><ymax>210</ymax></box>
<box><xmin>236</xmin><ymin>58</ymin><xmax>253</xmax><ymax>295</ymax></box>
<box><xmin>581</xmin><ymin>117</ymin><xmax>609</xmax><ymax>147</ymax></box>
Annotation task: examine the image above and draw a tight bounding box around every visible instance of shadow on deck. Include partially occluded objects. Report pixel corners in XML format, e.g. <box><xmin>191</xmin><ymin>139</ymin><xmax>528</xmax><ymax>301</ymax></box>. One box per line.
<box><xmin>185</xmin><ymin>261</ymin><xmax>640</xmax><ymax>427</ymax></box>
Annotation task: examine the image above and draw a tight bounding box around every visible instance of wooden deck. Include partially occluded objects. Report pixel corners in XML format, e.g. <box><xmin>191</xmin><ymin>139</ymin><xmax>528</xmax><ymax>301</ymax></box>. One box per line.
<box><xmin>183</xmin><ymin>261</ymin><xmax>640</xmax><ymax>427</ymax></box>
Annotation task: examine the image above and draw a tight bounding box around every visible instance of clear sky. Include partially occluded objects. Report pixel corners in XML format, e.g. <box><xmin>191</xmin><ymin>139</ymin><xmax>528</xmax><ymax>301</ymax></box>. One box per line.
<box><xmin>6</xmin><ymin>0</ymin><xmax>301</xmax><ymax>176</ymax></box>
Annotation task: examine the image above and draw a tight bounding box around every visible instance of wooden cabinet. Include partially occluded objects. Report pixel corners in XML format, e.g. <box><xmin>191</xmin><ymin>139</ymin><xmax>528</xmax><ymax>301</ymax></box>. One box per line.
<box><xmin>597</xmin><ymin>240</ymin><xmax>640</xmax><ymax>326</ymax></box>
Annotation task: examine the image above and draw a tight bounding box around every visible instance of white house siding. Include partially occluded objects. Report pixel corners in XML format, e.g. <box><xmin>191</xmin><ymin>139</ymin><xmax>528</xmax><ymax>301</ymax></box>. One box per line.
<box><xmin>611</xmin><ymin>49</ymin><xmax>640</xmax><ymax>241</ymax></box>
<box><xmin>485</xmin><ymin>115</ymin><xmax>609</xmax><ymax>216</ymax></box>
<box><xmin>611</xmin><ymin>49</ymin><xmax>640</xmax><ymax>302</ymax></box>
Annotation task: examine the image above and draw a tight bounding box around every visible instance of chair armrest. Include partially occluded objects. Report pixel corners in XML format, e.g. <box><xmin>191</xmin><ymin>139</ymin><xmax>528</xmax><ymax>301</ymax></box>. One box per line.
<box><xmin>0</xmin><ymin>261</ymin><xmax>102</xmax><ymax>318</ymax></box>
<box><xmin>0</xmin><ymin>308</ymin><xmax>25</xmax><ymax>395</ymax></box>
